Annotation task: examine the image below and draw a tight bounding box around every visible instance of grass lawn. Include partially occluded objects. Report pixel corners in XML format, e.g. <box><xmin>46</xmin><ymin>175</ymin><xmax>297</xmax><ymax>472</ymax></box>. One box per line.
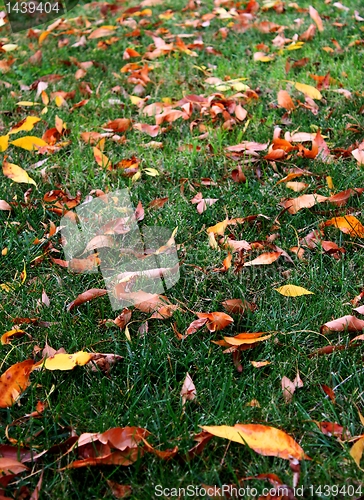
<box><xmin>0</xmin><ymin>0</ymin><xmax>364</xmax><ymax>497</ymax></box>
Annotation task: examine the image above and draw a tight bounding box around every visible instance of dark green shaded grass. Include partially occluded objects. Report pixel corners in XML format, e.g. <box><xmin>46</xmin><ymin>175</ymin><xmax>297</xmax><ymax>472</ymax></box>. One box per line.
<box><xmin>1</xmin><ymin>0</ymin><xmax>364</xmax><ymax>497</ymax></box>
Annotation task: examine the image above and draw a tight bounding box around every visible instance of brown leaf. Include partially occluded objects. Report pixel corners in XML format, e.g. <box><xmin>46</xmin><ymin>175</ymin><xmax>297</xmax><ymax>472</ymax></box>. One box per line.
<box><xmin>0</xmin><ymin>360</ymin><xmax>35</xmax><ymax>408</ymax></box>
<box><xmin>196</xmin><ymin>312</ymin><xmax>234</xmax><ymax>332</ymax></box>
<box><xmin>67</xmin><ymin>289</ymin><xmax>108</xmax><ymax>312</ymax></box>
<box><xmin>314</xmin><ymin>421</ymin><xmax>350</xmax><ymax>440</ymax></box>
<box><xmin>106</xmin><ymin>480</ymin><xmax>132</xmax><ymax>499</ymax></box>
<box><xmin>222</xmin><ymin>299</ymin><xmax>255</xmax><ymax>314</ymax></box>
<box><xmin>0</xmin><ymin>457</ymin><xmax>28</xmax><ymax>475</ymax></box>
<box><xmin>321</xmin><ymin>315</ymin><xmax>364</xmax><ymax>334</ymax></box>
<box><xmin>280</xmin><ymin>194</ymin><xmax>328</xmax><ymax>214</ymax></box>
<box><xmin>186</xmin><ymin>431</ymin><xmax>213</xmax><ymax>460</ymax></box>
<box><xmin>185</xmin><ymin>318</ymin><xmax>208</xmax><ymax>336</ymax></box>
<box><xmin>149</xmin><ymin>197</ymin><xmax>169</xmax><ymax>209</ymax></box>
<box><xmin>321</xmin><ymin>384</ymin><xmax>335</xmax><ymax>403</ymax></box>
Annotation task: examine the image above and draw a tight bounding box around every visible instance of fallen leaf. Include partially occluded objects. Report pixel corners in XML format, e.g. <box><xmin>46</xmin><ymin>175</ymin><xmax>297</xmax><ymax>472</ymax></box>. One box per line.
<box><xmin>200</xmin><ymin>423</ymin><xmax>309</xmax><ymax>460</ymax></box>
<box><xmin>0</xmin><ymin>360</ymin><xmax>35</xmax><ymax>408</ymax></box>
<box><xmin>67</xmin><ymin>289</ymin><xmax>108</xmax><ymax>311</ymax></box>
<box><xmin>3</xmin><ymin>160</ymin><xmax>37</xmax><ymax>186</ymax></box>
<box><xmin>285</xmin><ymin>181</ymin><xmax>308</xmax><ymax>192</ymax></box>
<box><xmin>185</xmin><ymin>318</ymin><xmax>208</xmax><ymax>336</ymax></box>
<box><xmin>280</xmin><ymin>194</ymin><xmax>328</xmax><ymax>214</ymax></box>
<box><xmin>1</xmin><ymin>329</ymin><xmax>26</xmax><ymax>345</ymax></box>
<box><xmin>350</xmin><ymin>436</ymin><xmax>364</xmax><ymax>469</ymax></box>
<box><xmin>275</xmin><ymin>285</ymin><xmax>314</xmax><ymax>297</ymax></box>
<box><xmin>0</xmin><ymin>200</ymin><xmax>11</xmax><ymax>211</ymax></box>
<box><xmin>196</xmin><ymin>312</ymin><xmax>234</xmax><ymax>332</ymax></box>
<box><xmin>309</xmin><ymin>5</ymin><xmax>324</xmax><ymax>32</ymax></box>
<box><xmin>281</xmin><ymin>372</ymin><xmax>303</xmax><ymax>403</ymax></box>
<box><xmin>34</xmin><ymin>351</ymin><xmax>92</xmax><ymax>371</ymax></box>
<box><xmin>321</xmin><ymin>315</ymin><xmax>364</xmax><ymax>334</ymax></box>
<box><xmin>9</xmin><ymin>116</ymin><xmax>41</xmax><ymax>135</ymax></box>
<box><xmin>314</xmin><ymin>421</ymin><xmax>350</xmax><ymax>440</ymax></box>
<box><xmin>0</xmin><ymin>457</ymin><xmax>28</xmax><ymax>475</ymax></box>
<box><xmin>277</xmin><ymin>90</ymin><xmax>295</xmax><ymax>111</ymax></box>
<box><xmin>323</xmin><ymin>216</ymin><xmax>364</xmax><ymax>238</ymax></box>
<box><xmin>0</xmin><ymin>135</ymin><xmax>9</xmax><ymax>152</ymax></box>
<box><xmin>181</xmin><ymin>372</ymin><xmax>197</xmax><ymax>405</ymax></box>
<box><xmin>106</xmin><ymin>480</ymin><xmax>132</xmax><ymax>499</ymax></box>
<box><xmin>10</xmin><ymin>136</ymin><xmax>47</xmax><ymax>151</ymax></box>
<box><xmin>243</xmin><ymin>251</ymin><xmax>281</xmax><ymax>267</ymax></box>
<box><xmin>290</xmin><ymin>81</ymin><xmax>322</xmax><ymax>100</ymax></box>
<box><xmin>223</xmin><ymin>332</ymin><xmax>272</xmax><ymax>345</ymax></box>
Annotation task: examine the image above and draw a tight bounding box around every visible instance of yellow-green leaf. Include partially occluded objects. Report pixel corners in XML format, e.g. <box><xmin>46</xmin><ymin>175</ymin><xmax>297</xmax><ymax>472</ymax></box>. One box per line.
<box><xmin>3</xmin><ymin>161</ymin><xmax>37</xmax><ymax>186</ymax></box>
<box><xmin>9</xmin><ymin>116</ymin><xmax>41</xmax><ymax>135</ymax></box>
<box><xmin>275</xmin><ymin>285</ymin><xmax>314</xmax><ymax>297</ymax></box>
<box><xmin>0</xmin><ymin>135</ymin><xmax>9</xmax><ymax>152</ymax></box>
<box><xmin>10</xmin><ymin>136</ymin><xmax>47</xmax><ymax>151</ymax></box>
<box><xmin>143</xmin><ymin>167</ymin><xmax>159</xmax><ymax>177</ymax></box>
<box><xmin>35</xmin><ymin>351</ymin><xmax>92</xmax><ymax>371</ymax></box>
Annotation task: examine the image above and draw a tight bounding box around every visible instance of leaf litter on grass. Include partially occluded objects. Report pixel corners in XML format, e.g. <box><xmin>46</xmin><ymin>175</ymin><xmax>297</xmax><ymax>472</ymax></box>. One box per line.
<box><xmin>0</xmin><ymin>0</ymin><xmax>364</xmax><ymax>495</ymax></box>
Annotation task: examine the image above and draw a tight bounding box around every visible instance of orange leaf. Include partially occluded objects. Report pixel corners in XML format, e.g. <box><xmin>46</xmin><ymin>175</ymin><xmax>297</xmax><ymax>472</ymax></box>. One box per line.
<box><xmin>196</xmin><ymin>312</ymin><xmax>234</xmax><ymax>332</ymax></box>
<box><xmin>0</xmin><ymin>457</ymin><xmax>28</xmax><ymax>475</ymax></box>
<box><xmin>323</xmin><ymin>216</ymin><xmax>364</xmax><ymax>238</ymax></box>
<box><xmin>0</xmin><ymin>360</ymin><xmax>35</xmax><ymax>408</ymax></box>
<box><xmin>201</xmin><ymin>423</ymin><xmax>309</xmax><ymax>460</ymax></box>
<box><xmin>309</xmin><ymin>5</ymin><xmax>324</xmax><ymax>32</ymax></box>
<box><xmin>243</xmin><ymin>251</ymin><xmax>281</xmax><ymax>267</ymax></box>
<box><xmin>93</xmin><ymin>147</ymin><xmax>111</xmax><ymax>169</ymax></box>
<box><xmin>280</xmin><ymin>194</ymin><xmax>328</xmax><ymax>214</ymax></box>
<box><xmin>277</xmin><ymin>90</ymin><xmax>295</xmax><ymax>111</ymax></box>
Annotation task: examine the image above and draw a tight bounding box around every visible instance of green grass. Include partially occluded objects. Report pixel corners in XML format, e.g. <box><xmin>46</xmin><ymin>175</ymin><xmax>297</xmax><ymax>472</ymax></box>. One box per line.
<box><xmin>0</xmin><ymin>0</ymin><xmax>364</xmax><ymax>497</ymax></box>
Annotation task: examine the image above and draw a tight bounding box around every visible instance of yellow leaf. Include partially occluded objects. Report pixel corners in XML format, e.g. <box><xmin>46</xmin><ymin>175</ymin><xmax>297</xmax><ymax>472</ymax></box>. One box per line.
<box><xmin>290</xmin><ymin>81</ymin><xmax>322</xmax><ymax>100</ymax></box>
<box><xmin>286</xmin><ymin>41</ymin><xmax>304</xmax><ymax>51</ymax></box>
<box><xmin>16</xmin><ymin>101</ymin><xmax>39</xmax><ymax>106</ymax></box>
<box><xmin>130</xmin><ymin>96</ymin><xmax>144</xmax><ymax>105</ymax></box>
<box><xmin>36</xmin><ymin>351</ymin><xmax>92</xmax><ymax>371</ymax></box>
<box><xmin>132</xmin><ymin>171</ymin><xmax>141</xmax><ymax>182</ymax></box>
<box><xmin>10</xmin><ymin>135</ymin><xmax>46</xmax><ymax>151</ymax></box>
<box><xmin>55</xmin><ymin>95</ymin><xmax>66</xmax><ymax>107</ymax></box>
<box><xmin>1</xmin><ymin>44</ymin><xmax>18</xmax><ymax>52</ymax></box>
<box><xmin>326</xmin><ymin>176</ymin><xmax>334</xmax><ymax>190</ymax></box>
<box><xmin>0</xmin><ymin>135</ymin><xmax>9</xmax><ymax>152</ymax></box>
<box><xmin>231</xmin><ymin>82</ymin><xmax>250</xmax><ymax>91</ymax></box>
<box><xmin>3</xmin><ymin>161</ymin><xmax>37</xmax><ymax>186</ymax></box>
<box><xmin>9</xmin><ymin>116</ymin><xmax>41</xmax><ymax>135</ymax></box>
<box><xmin>275</xmin><ymin>285</ymin><xmax>314</xmax><ymax>297</ymax></box>
<box><xmin>93</xmin><ymin>147</ymin><xmax>111</xmax><ymax>168</ymax></box>
<box><xmin>350</xmin><ymin>436</ymin><xmax>364</xmax><ymax>469</ymax></box>
<box><xmin>201</xmin><ymin>423</ymin><xmax>308</xmax><ymax>460</ymax></box>
<box><xmin>143</xmin><ymin>167</ymin><xmax>159</xmax><ymax>177</ymax></box>
<box><xmin>207</xmin><ymin>219</ymin><xmax>229</xmax><ymax>236</ymax></box>
<box><xmin>125</xmin><ymin>325</ymin><xmax>131</xmax><ymax>342</ymax></box>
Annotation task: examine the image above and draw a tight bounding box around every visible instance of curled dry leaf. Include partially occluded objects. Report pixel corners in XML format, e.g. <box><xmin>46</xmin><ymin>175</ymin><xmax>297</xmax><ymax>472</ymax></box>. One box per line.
<box><xmin>222</xmin><ymin>298</ymin><xmax>256</xmax><ymax>314</ymax></box>
<box><xmin>181</xmin><ymin>372</ymin><xmax>197</xmax><ymax>405</ymax></box>
<box><xmin>67</xmin><ymin>288</ymin><xmax>108</xmax><ymax>311</ymax></box>
<box><xmin>314</xmin><ymin>421</ymin><xmax>350</xmax><ymax>440</ymax></box>
<box><xmin>1</xmin><ymin>329</ymin><xmax>26</xmax><ymax>345</ymax></box>
<box><xmin>223</xmin><ymin>332</ymin><xmax>272</xmax><ymax>346</ymax></box>
<box><xmin>321</xmin><ymin>315</ymin><xmax>364</xmax><ymax>334</ymax></box>
<box><xmin>282</xmin><ymin>372</ymin><xmax>303</xmax><ymax>404</ymax></box>
<box><xmin>200</xmin><ymin>423</ymin><xmax>309</xmax><ymax>460</ymax></box>
<box><xmin>190</xmin><ymin>192</ymin><xmax>218</xmax><ymax>214</ymax></box>
<box><xmin>243</xmin><ymin>251</ymin><xmax>281</xmax><ymax>267</ymax></box>
<box><xmin>196</xmin><ymin>312</ymin><xmax>233</xmax><ymax>332</ymax></box>
<box><xmin>185</xmin><ymin>317</ymin><xmax>208</xmax><ymax>337</ymax></box>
